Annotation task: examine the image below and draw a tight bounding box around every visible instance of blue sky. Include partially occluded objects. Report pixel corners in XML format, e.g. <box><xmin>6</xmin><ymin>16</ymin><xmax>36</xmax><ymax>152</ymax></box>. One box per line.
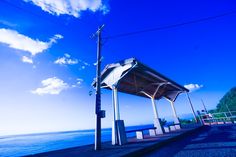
<box><xmin>0</xmin><ymin>0</ymin><xmax>235</xmax><ymax>136</ymax></box>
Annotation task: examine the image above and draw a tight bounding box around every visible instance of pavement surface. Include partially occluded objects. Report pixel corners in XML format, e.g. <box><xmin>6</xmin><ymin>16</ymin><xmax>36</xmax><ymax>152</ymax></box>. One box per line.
<box><xmin>26</xmin><ymin>125</ymin><xmax>203</xmax><ymax>157</ymax></box>
<box><xmin>26</xmin><ymin>124</ymin><xmax>236</xmax><ymax>157</ymax></box>
<box><xmin>144</xmin><ymin>124</ymin><xmax>236</xmax><ymax>157</ymax></box>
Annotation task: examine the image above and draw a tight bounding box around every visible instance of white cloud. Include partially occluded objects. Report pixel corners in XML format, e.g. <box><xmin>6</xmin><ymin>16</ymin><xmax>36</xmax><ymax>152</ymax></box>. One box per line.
<box><xmin>32</xmin><ymin>77</ymin><xmax>69</xmax><ymax>95</ymax></box>
<box><xmin>79</xmin><ymin>60</ymin><xmax>90</xmax><ymax>66</ymax></box>
<box><xmin>64</xmin><ymin>53</ymin><xmax>70</xmax><ymax>58</ymax></box>
<box><xmin>55</xmin><ymin>54</ymin><xmax>90</xmax><ymax>70</ymax></box>
<box><xmin>72</xmin><ymin>78</ymin><xmax>83</xmax><ymax>88</ymax></box>
<box><xmin>184</xmin><ymin>83</ymin><xmax>203</xmax><ymax>92</ymax></box>
<box><xmin>0</xmin><ymin>19</ymin><xmax>17</xmax><ymax>27</ymax></box>
<box><xmin>76</xmin><ymin>78</ymin><xmax>83</xmax><ymax>85</ymax></box>
<box><xmin>54</xmin><ymin>53</ymin><xmax>78</xmax><ymax>65</ymax></box>
<box><xmin>24</xmin><ymin>0</ymin><xmax>109</xmax><ymax>18</ymax></box>
<box><xmin>99</xmin><ymin>4</ymin><xmax>110</xmax><ymax>15</ymax></box>
<box><xmin>78</xmin><ymin>59</ymin><xmax>90</xmax><ymax>70</ymax></box>
<box><xmin>54</xmin><ymin>34</ymin><xmax>63</xmax><ymax>39</ymax></box>
<box><xmin>0</xmin><ymin>28</ymin><xmax>63</xmax><ymax>56</ymax></box>
<box><xmin>22</xmin><ymin>56</ymin><xmax>33</xmax><ymax>64</ymax></box>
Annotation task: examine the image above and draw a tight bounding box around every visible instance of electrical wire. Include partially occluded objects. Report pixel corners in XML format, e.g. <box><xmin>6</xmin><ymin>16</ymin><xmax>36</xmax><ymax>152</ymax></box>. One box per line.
<box><xmin>0</xmin><ymin>0</ymin><xmax>64</xmax><ymax>26</ymax></box>
<box><xmin>0</xmin><ymin>0</ymin><xmax>90</xmax><ymax>27</ymax></box>
<box><xmin>103</xmin><ymin>10</ymin><xmax>236</xmax><ymax>40</ymax></box>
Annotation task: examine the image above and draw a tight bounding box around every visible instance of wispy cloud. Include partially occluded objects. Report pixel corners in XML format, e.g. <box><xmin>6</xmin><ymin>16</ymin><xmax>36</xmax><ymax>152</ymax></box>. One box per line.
<box><xmin>54</xmin><ymin>53</ymin><xmax>78</xmax><ymax>65</ymax></box>
<box><xmin>0</xmin><ymin>19</ymin><xmax>17</xmax><ymax>27</ymax></box>
<box><xmin>0</xmin><ymin>28</ymin><xmax>63</xmax><ymax>56</ymax></box>
<box><xmin>78</xmin><ymin>59</ymin><xmax>90</xmax><ymax>70</ymax></box>
<box><xmin>24</xmin><ymin>0</ymin><xmax>109</xmax><ymax>18</ymax></box>
<box><xmin>76</xmin><ymin>78</ymin><xmax>83</xmax><ymax>86</ymax></box>
<box><xmin>184</xmin><ymin>83</ymin><xmax>203</xmax><ymax>92</ymax></box>
<box><xmin>32</xmin><ymin>77</ymin><xmax>83</xmax><ymax>95</ymax></box>
<box><xmin>79</xmin><ymin>59</ymin><xmax>90</xmax><ymax>66</ymax></box>
<box><xmin>72</xmin><ymin>78</ymin><xmax>84</xmax><ymax>88</ymax></box>
<box><xmin>31</xmin><ymin>77</ymin><xmax>69</xmax><ymax>95</ymax></box>
<box><xmin>54</xmin><ymin>53</ymin><xmax>90</xmax><ymax>70</ymax></box>
<box><xmin>22</xmin><ymin>56</ymin><xmax>33</xmax><ymax>64</ymax></box>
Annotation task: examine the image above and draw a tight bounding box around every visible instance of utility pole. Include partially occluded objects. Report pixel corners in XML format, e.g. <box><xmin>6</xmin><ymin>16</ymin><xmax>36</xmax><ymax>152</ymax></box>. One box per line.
<box><xmin>201</xmin><ymin>99</ymin><xmax>208</xmax><ymax>113</ymax></box>
<box><xmin>94</xmin><ymin>24</ymin><xmax>105</xmax><ymax>150</ymax></box>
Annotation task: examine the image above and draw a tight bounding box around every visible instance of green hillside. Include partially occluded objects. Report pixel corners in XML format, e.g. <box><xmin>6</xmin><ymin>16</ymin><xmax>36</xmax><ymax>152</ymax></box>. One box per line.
<box><xmin>216</xmin><ymin>87</ymin><xmax>236</xmax><ymax>112</ymax></box>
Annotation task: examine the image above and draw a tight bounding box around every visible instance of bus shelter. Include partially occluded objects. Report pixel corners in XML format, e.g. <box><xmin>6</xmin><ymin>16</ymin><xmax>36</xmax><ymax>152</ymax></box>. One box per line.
<box><xmin>96</xmin><ymin>58</ymin><xmax>196</xmax><ymax>145</ymax></box>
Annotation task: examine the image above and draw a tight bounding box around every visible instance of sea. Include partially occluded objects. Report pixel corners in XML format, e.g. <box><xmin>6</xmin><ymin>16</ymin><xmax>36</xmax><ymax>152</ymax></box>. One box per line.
<box><xmin>0</xmin><ymin>124</ymin><xmax>153</xmax><ymax>157</ymax></box>
<box><xmin>0</xmin><ymin>114</ymin><xmax>194</xmax><ymax>157</ymax></box>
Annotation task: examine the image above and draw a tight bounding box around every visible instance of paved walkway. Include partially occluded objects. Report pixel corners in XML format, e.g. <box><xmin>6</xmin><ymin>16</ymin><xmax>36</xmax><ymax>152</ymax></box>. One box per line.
<box><xmin>145</xmin><ymin>124</ymin><xmax>236</xmax><ymax>157</ymax></box>
<box><xmin>27</xmin><ymin>125</ymin><xmax>203</xmax><ymax>157</ymax></box>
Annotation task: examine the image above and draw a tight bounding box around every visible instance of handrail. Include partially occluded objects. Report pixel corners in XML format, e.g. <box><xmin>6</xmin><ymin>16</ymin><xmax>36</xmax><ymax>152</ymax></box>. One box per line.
<box><xmin>199</xmin><ymin>111</ymin><xmax>236</xmax><ymax>124</ymax></box>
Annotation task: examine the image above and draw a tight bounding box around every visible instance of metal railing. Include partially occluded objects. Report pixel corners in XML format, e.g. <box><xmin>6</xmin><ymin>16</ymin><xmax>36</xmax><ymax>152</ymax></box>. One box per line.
<box><xmin>199</xmin><ymin>111</ymin><xmax>236</xmax><ymax>124</ymax></box>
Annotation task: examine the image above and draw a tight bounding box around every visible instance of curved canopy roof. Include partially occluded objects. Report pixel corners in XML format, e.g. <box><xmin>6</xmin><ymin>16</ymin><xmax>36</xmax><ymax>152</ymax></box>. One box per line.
<box><xmin>96</xmin><ymin>58</ymin><xmax>189</xmax><ymax>102</ymax></box>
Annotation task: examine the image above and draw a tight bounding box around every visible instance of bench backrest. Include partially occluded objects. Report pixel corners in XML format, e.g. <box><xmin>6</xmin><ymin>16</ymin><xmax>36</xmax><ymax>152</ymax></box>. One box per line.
<box><xmin>126</xmin><ymin>127</ymin><xmax>156</xmax><ymax>133</ymax></box>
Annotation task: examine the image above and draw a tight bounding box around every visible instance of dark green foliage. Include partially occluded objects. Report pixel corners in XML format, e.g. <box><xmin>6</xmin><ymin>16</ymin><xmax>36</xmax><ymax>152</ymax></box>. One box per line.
<box><xmin>160</xmin><ymin>118</ymin><xmax>167</xmax><ymax>126</ymax></box>
<box><xmin>216</xmin><ymin>87</ymin><xmax>236</xmax><ymax>112</ymax></box>
<box><xmin>180</xmin><ymin>119</ymin><xmax>192</xmax><ymax>124</ymax></box>
<box><xmin>208</xmin><ymin>109</ymin><xmax>217</xmax><ymax>113</ymax></box>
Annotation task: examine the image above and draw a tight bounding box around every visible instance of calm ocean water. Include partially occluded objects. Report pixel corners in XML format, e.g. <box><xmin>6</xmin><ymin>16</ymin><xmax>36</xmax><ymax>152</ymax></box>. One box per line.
<box><xmin>0</xmin><ymin>114</ymin><xmax>193</xmax><ymax>157</ymax></box>
<box><xmin>0</xmin><ymin>125</ymin><xmax>152</xmax><ymax>157</ymax></box>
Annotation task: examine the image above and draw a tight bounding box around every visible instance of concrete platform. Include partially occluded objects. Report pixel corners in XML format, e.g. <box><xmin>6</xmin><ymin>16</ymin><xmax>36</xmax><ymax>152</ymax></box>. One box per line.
<box><xmin>26</xmin><ymin>124</ymin><xmax>203</xmax><ymax>157</ymax></box>
<box><xmin>145</xmin><ymin>124</ymin><xmax>236</xmax><ymax>157</ymax></box>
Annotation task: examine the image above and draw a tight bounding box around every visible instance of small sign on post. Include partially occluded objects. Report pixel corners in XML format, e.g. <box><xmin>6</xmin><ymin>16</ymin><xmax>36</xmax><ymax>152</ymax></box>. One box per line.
<box><xmin>99</xmin><ymin>110</ymin><xmax>106</xmax><ymax>118</ymax></box>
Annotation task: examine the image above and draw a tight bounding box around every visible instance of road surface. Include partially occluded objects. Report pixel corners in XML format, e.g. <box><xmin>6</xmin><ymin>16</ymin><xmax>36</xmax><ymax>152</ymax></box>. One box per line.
<box><xmin>144</xmin><ymin>124</ymin><xmax>236</xmax><ymax>157</ymax></box>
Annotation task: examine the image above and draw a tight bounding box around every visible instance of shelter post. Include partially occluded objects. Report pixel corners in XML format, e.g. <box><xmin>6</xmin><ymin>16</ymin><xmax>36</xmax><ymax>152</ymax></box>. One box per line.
<box><xmin>112</xmin><ymin>87</ymin><xmax>118</xmax><ymax>145</ymax></box>
<box><xmin>111</xmin><ymin>86</ymin><xmax>127</xmax><ymax>145</ymax></box>
<box><xmin>151</xmin><ymin>98</ymin><xmax>164</xmax><ymax>134</ymax></box>
<box><xmin>169</xmin><ymin>101</ymin><xmax>181</xmax><ymax>129</ymax></box>
<box><xmin>186</xmin><ymin>92</ymin><xmax>198</xmax><ymax>123</ymax></box>
<box><xmin>113</xmin><ymin>87</ymin><xmax>120</xmax><ymax>120</ymax></box>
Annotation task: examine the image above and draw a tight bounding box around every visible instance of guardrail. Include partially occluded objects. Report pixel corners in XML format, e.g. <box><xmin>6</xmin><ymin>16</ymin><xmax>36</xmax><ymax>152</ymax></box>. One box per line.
<box><xmin>199</xmin><ymin>111</ymin><xmax>236</xmax><ymax>125</ymax></box>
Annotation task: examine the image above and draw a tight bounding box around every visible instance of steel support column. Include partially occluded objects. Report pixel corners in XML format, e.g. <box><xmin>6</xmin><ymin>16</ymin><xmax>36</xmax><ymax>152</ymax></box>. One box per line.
<box><xmin>186</xmin><ymin>92</ymin><xmax>198</xmax><ymax>123</ymax></box>
<box><xmin>151</xmin><ymin>98</ymin><xmax>164</xmax><ymax>134</ymax></box>
<box><xmin>112</xmin><ymin>86</ymin><xmax>127</xmax><ymax>145</ymax></box>
<box><xmin>170</xmin><ymin>101</ymin><xmax>180</xmax><ymax>124</ymax></box>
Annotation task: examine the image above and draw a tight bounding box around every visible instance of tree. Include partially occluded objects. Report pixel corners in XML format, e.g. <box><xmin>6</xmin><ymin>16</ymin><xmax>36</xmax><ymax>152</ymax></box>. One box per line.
<box><xmin>179</xmin><ymin>119</ymin><xmax>192</xmax><ymax>124</ymax></box>
<box><xmin>160</xmin><ymin>118</ymin><xmax>167</xmax><ymax>126</ymax></box>
<box><xmin>216</xmin><ymin>87</ymin><xmax>236</xmax><ymax>112</ymax></box>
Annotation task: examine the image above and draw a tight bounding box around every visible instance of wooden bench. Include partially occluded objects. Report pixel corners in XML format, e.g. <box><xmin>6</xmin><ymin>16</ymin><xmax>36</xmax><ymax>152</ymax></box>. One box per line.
<box><xmin>126</xmin><ymin>127</ymin><xmax>157</xmax><ymax>139</ymax></box>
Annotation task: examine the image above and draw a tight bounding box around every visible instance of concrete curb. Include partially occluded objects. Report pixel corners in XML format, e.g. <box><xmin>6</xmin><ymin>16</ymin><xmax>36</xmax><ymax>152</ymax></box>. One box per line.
<box><xmin>123</xmin><ymin>125</ymin><xmax>207</xmax><ymax>157</ymax></box>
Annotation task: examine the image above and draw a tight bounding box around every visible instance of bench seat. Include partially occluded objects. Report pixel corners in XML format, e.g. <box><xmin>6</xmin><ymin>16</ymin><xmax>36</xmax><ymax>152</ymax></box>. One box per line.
<box><xmin>164</xmin><ymin>123</ymin><xmax>181</xmax><ymax>132</ymax></box>
<box><xmin>126</xmin><ymin>127</ymin><xmax>157</xmax><ymax>139</ymax></box>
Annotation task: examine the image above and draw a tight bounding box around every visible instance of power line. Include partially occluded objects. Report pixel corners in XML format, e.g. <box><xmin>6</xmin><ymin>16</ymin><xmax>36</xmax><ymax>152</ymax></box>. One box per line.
<box><xmin>1</xmin><ymin>0</ymin><xmax>90</xmax><ymax>27</ymax></box>
<box><xmin>1</xmin><ymin>0</ymin><xmax>64</xmax><ymax>26</ymax></box>
<box><xmin>104</xmin><ymin>10</ymin><xmax>236</xmax><ymax>40</ymax></box>
<box><xmin>0</xmin><ymin>0</ymin><xmax>95</xmax><ymax>26</ymax></box>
